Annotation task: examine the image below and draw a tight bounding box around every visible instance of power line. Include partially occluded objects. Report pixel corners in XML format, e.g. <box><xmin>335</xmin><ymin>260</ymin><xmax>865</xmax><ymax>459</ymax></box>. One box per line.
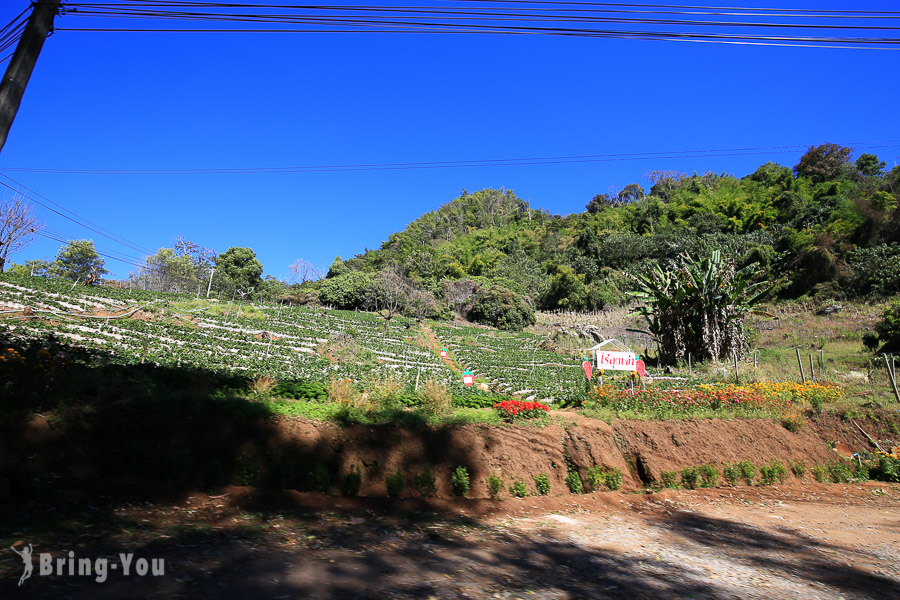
<box><xmin>3</xmin><ymin>140</ymin><xmax>898</xmax><ymax>174</ymax></box>
<box><xmin>0</xmin><ymin>175</ymin><xmax>155</xmax><ymax>256</ymax></box>
<box><xmin>52</xmin><ymin>1</ymin><xmax>900</xmax><ymax>49</ymax></box>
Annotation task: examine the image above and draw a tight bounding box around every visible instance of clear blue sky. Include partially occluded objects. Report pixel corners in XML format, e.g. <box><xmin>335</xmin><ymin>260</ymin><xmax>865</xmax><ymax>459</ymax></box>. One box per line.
<box><xmin>0</xmin><ymin>1</ymin><xmax>898</xmax><ymax>279</ymax></box>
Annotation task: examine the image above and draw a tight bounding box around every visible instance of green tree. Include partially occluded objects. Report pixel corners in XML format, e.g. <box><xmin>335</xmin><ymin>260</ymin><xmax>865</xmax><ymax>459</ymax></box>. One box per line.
<box><xmin>317</xmin><ymin>271</ymin><xmax>374</xmax><ymax>309</ymax></box>
<box><xmin>856</xmin><ymin>153</ymin><xmax>886</xmax><ymax>177</ymax></box>
<box><xmin>326</xmin><ymin>256</ymin><xmax>348</xmax><ymax>278</ymax></box>
<box><xmin>628</xmin><ymin>250</ymin><xmax>772</xmax><ymax>364</ymax></box>
<box><xmin>52</xmin><ymin>240</ymin><xmax>108</xmax><ymax>284</ymax></box>
<box><xmin>136</xmin><ymin>247</ymin><xmax>199</xmax><ymax>293</ymax></box>
<box><xmin>466</xmin><ymin>285</ymin><xmax>535</xmax><ymax>331</ymax></box>
<box><xmin>541</xmin><ymin>265</ymin><xmax>588</xmax><ymax>310</ymax></box>
<box><xmin>794</xmin><ymin>143</ymin><xmax>854</xmax><ymax>183</ymax></box>
<box><xmin>215</xmin><ymin>247</ymin><xmax>263</xmax><ymax>295</ymax></box>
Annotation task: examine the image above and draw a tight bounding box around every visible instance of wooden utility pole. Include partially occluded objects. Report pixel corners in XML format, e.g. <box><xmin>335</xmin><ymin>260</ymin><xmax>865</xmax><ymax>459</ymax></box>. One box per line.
<box><xmin>0</xmin><ymin>1</ymin><xmax>61</xmax><ymax>153</ymax></box>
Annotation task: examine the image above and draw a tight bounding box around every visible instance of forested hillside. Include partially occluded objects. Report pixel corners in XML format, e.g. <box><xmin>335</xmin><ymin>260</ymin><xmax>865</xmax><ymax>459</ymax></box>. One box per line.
<box><xmin>321</xmin><ymin>143</ymin><xmax>898</xmax><ymax>317</ymax></box>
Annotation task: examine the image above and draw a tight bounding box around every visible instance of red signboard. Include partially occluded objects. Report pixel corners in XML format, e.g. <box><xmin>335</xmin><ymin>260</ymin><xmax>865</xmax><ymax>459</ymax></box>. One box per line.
<box><xmin>636</xmin><ymin>359</ymin><xmax>646</xmax><ymax>378</ymax></box>
<box><xmin>462</xmin><ymin>372</ymin><xmax>474</xmax><ymax>387</ymax></box>
<box><xmin>582</xmin><ymin>360</ymin><xmax>592</xmax><ymax>380</ymax></box>
<box><xmin>595</xmin><ymin>350</ymin><xmax>637</xmax><ymax>371</ymax></box>
<box><xmin>439</xmin><ymin>349</ymin><xmax>447</xmax><ymax>358</ymax></box>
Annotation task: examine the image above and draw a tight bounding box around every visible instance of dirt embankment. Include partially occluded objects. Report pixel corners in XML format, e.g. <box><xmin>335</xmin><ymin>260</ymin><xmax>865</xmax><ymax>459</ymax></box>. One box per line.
<box><xmin>2</xmin><ymin>409</ymin><xmax>897</xmax><ymax>501</ymax></box>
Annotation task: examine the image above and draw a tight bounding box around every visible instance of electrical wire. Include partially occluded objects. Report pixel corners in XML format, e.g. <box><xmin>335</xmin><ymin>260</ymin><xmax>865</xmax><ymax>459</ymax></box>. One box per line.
<box><xmin>0</xmin><ymin>173</ymin><xmax>156</xmax><ymax>256</ymax></box>
<box><xmin>52</xmin><ymin>1</ymin><xmax>900</xmax><ymax>49</ymax></box>
<box><xmin>3</xmin><ymin>140</ymin><xmax>898</xmax><ymax>175</ymax></box>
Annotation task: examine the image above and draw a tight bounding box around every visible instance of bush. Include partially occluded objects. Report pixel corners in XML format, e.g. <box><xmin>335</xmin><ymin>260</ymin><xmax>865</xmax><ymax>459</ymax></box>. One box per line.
<box><xmin>488</xmin><ymin>475</ymin><xmax>505</xmax><ymax>500</ymax></box>
<box><xmin>493</xmin><ymin>399</ymin><xmax>550</xmax><ymax>422</ymax></box>
<box><xmin>413</xmin><ymin>466</ymin><xmax>438</xmax><ymax>497</ymax></box>
<box><xmin>758</xmin><ymin>465</ymin><xmax>776</xmax><ymax>486</ymax></box>
<box><xmin>790</xmin><ymin>461</ymin><xmax>806</xmax><ymax>478</ymax></box>
<box><xmin>853</xmin><ymin>461</ymin><xmax>870</xmax><ymax>482</ymax></box>
<box><xmin>419</xmin><ymin>379</ymin><xmax>452</xmax><ymax>416</ymax></box>
<box><xmin>385</xmin><ymin>470</ymin><xmax>404</xmax><ymax>498</ymax></box>
<box><xmin>588</xmin><ymin>465</ymin><xmax>623</xmax><ymax>491</ymax></box>
<box><xmin>565</xmin><ymin>471</ymin><xmax>584</xmax><ymax>494</ymax></box>
<box><xmin>813</xmin><ymin>464</ymin><xmax>827</xmax><ymax>483</ymax></box>
<box><xmin>869</xmin><ymin>298</ymin><xmax>900</xmax><ymax>353</ymax></box>
<box><xmin>307</xmin><ymin>462</ymin><xmax>331</xmax><ymax>492</ymax></box>
<box><xmin>738</xmin><ymin>461</ymin><xmax>757</xmax><ymax>486</ymax></box>
<box><xmin>274</xmin><ymin>380</ymin><xmax>327</xmax><ymax>401</ymax></box>
<box><xmin>660</xmin><ymin>471</ymin><xmax>679</xmax><ymax>489</ymax></box>
<box><xmin>339</xmin><ymin>465</ymin><xmax>362</xmax><ymax>496</ymax></box>
<box><xmin>869</xmin><ymin>455</ymin><xmax>900</xmax><ymax>482</ymax></box>
<box><xmin>722</xmin><ymin>463</ymin><xmax>740</xmax><ymax>486</ymax></box>
<box><xmin>509</xmin><ymin>479</ymin><xmax>528</xmax><ymax>498</ymax></box>
<box><xmin>680</xmin><ymin>466</ymin><xmax>700</xmax><ymax>490</ymax></box>
<box><xmin>451</xmin><ymin>466</ymin><xmax>471</xmax><ymax>497</ymax></box>
<box><xmin>699</xmin><ymin>464</ymin><xmax>719</xmax><ymax>488</ymax></box>
<box><xmin>465</xmin><ymin>285</ymin><xmax>536</xmax><ymax>331</ymax></box>
<box><xmin>827</xmin><ymin>462</ymin><xmax>852</xmax><ymax>484</ymax></box>
<box><xmin>534</xmin><ymin>473</ymin><xmax>551</xmax><ymax>496</ymax></box>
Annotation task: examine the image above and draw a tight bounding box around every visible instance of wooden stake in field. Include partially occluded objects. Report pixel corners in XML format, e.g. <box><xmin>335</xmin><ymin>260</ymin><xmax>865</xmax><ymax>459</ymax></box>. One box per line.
<box><xmin>733</xmin><ymin>350</ymin><xmax>739</xmax><ymax>384</ymax></box>
<box><xmin>809</xmin><ymin>354</ymin><xmax>815</xmax><ymax>382</ymax></box>
<box><xmin>796</xmin><ymin>348</ymin><xmax>806</xmax><ymax>383</ymax></box>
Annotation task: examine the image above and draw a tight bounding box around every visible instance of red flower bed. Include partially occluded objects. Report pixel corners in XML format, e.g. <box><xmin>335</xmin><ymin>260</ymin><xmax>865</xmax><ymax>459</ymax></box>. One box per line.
<box><xmin>494</xmin><ymin>399</ymin><xmax>550</xmax><ymax>422</ymax></box>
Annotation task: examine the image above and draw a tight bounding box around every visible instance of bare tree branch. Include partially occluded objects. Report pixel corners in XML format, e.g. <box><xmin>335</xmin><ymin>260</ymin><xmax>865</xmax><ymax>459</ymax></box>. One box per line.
<box><xmin>0</xmin><ymin>195</ymin><xmax>43</xmax><ymax>273</ymax></box>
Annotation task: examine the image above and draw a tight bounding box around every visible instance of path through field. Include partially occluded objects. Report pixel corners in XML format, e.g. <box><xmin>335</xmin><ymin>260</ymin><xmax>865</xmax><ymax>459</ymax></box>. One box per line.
<box><xmin>3</xmin><ymin>483</ymin><xmax>898</xmax><ymax>599</ymax></box>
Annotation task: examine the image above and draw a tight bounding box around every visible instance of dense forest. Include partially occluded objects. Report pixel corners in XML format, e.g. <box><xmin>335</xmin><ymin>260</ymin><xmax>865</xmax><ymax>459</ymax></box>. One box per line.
<box><xmin>8</xmin><ymin>143</ymin><xmax>899</xmax><ymax>331</ymax></box>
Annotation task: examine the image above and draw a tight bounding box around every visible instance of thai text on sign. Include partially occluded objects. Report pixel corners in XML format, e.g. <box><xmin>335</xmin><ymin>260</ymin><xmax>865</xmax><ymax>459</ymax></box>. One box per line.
<box><xmin>595</xmin><ymin>351</ymin><xmax>637</xmax><ymax>371</ymax></box>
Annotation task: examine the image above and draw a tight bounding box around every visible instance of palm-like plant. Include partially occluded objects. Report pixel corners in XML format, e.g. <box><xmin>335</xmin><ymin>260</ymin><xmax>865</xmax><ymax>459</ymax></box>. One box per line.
<box><xmin>628</xmin><ymin>250</ymin><xmax>772</xmax><ymax>364</ymax></box>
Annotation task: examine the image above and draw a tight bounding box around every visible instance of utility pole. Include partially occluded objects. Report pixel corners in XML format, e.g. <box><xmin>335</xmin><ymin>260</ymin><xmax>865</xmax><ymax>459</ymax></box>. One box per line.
<box><xmin>0</xmin><ymin>1</ymin><xmax>62</xmax><ymax>153</ymax></box>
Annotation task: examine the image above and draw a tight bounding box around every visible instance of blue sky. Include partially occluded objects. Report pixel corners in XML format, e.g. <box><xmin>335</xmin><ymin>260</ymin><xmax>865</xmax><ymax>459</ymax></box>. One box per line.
<box><xmin>0</xmin><ymin>1</ymin><xmax>898</xmax><ymax>279</ymax></box>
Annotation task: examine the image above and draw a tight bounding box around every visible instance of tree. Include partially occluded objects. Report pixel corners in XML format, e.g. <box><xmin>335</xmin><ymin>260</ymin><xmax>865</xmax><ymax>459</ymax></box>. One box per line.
<box><xmin>628</xmin><ymin>250</ymin><xmax>773</xmax><ymax>364</ymax></box>
<box><xmin>326</xmin><ymin>256</ymin><xmax>348</xmax><ymax>279</ymax></box>
<box><xmin>0</xmin><ymin>195</ymin><xmax>42</xmax><ymax>273</ymax></box>
<box><xmin>465</xmin><ymin>285</ymin><xmax>535</xmax><ymax>331</ymax></box>
<box><xmin>541</xmin><ymin>265</ymin><xmax>588</xmax><ymax>310</ymax></box>
<box><xmin>856</xmin><ymin>153</ymin><xmax>886</xmax><ymax>177</ymax></box>
<box><xmin>368</xmin><ymin>265</ymin><xmax>410</xmax><ymax>330</ymax></box>
<box><xmin>618</xmin><ymin>183</ymin><xmax>645</xmax><ymax>204</ymax></box>
<box><xmin>793</xmin><ymin>143</ymin><xmax>854</xmax><ymax>183</ymax></box>
<box><xmin>586</xmin><ymin>193</ymin><xmax>616</xmax><ymax>214</ymax></box>
<box><xmin>134</xmin><ymin>247</ymin><xmax>198</xmax><ymax>293</ymax></box>
<box><xmin>289</xmin><ymin>258</ymin><xmax>323</xmax><ymax>285</ymax></box>
<box><xmin>215</xmin><ymin>247</ymin><xmax>263</xmax><ymax>296</ymax></box>
<box><xmin>317</xmin><ymin>271</ymin><xmax>374</xmax><ymax>309</ymax></box>
<box><xmin>52</xmin><ymin>240</ymin><xmax>107</xmax><ymax>284</ymax></box>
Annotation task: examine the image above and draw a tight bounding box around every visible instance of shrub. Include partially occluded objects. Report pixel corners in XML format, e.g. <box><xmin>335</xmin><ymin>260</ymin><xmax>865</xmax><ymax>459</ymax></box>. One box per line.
<box><xmin>368</xmin><ymin>377</ymin><xmax>405</xmax><ymax>411</ymax></box>
<box><xmin>307</xmin><ymin>462</ymin><xmax>331</xmax><ymax>492</ymax></box>
<box><xmin>413</xmin><ymin>466</ymin><xmax>438</xmax><ymax>497</ymax></box>
<box><xmin>487</xmin><ymin>475</ymin><xmax>505</xmax><ymax>500</ymax></box>
<box><xmin>738</xmin><ymin>461</ymin><xmax>757</xmax><ymax>486</ymax></box>
<box><xmin>588</xmin><ymin>465</ymin><xmax>623</xmax><ymax>491</ymax></box>
<box><xmin>699</xmin><ymin>464</ymin><xmax>719</xmax><ymax>488</ymax></box>
<box><xmin>827</xmin><ymin>462</ymin><xmax>852</xmax><ymax>484</ymax></box>
<box><xmin>790</xmin><ymin>461</ymin><xmax>806</xmax><ymax>478</ymax></box>
<box><xmin>680</xmin><ymin>466</ymin><xmax>700</xmax><ymax>490</ymax></box>
<box><xmin>722</xmin><ymin>463</ymin><xmax>740</xmax><ymax>486</ymax></box>
<box><xmin>327</xmin><ymin>378</ymin><xmax>365</xmax><ymax>408</ymax></box>
<box><xmin>853</xmin><ymin>461</ymin><xmax>869</xmax><ymax>482</ymax></box>
<box><xmin>419</xmin><ymin>379</ymin><xmax>452</xmax><ymax>416</ymax></box>
<box><xmin>248</xmin><ymin>375</ymin><xmax>278</xmax><ymax>400</ymax></box>
<box><xmin>236</xmin><ymin>451</ymin><xmax>258</xmax><ymax>486</ymax></box>
<box><xmin>451</xmin><ymin>466</ymin><xmax>471</xmax><ymax>497</ymax></box>
<box><xmin>869</xmin><ymin>455</ymin><xmax>900</xmax><ymax>482</ymax></box>
<box><xmin>339</xmin><ymin>465</ymin><xmax>362</xmax><ymax>496</ymax></box>
<box><xmin>274</xmin><ymin>380</ymin><xmax>327</xmax><ymax>401</ymax></box>
<box><xmin>509</xmin><ymin>479</ymin><xmax>528</xmax><ymax>498</ymax></box>
<box><xmin>534</xmin><ymin>473</ymin><xmax>551</xmax><ymax>496</ymax></box>
<box><xmin>758</xmin><ymin>465</ymin><xmax>776</xmax><ymax>486</ymax></box>
<box><xmin>812</xmin><ymin>464</ymin><xmax>827</xmax><ymax>483</ymax></box>
<box><xmin>385</xmin><ymin>470</ymin><xmax>404</xmax><ymax>498</ymax></box>
<box><xmin>770</xmin><ymin>460</ymin><xmax>788</xmax><ymax>484</ymax></box>
<box><xmin>781</xmin><ymin>411</ymin><xmax>806</xmax><ymax>432</ymax></box>
<box><xmin>660</xmin><ymin>471</ymin><xmax>679</xmax><ymax>489</ymax></box>
<box><xmin>465</xmin><ymin>285</ymin><xmax>536</xmax><ymax>331</ymax></box>
<box><xmin>565</xmin><ymin>471</ymin><xmax>584</xmax><ymax>494</ymax></box>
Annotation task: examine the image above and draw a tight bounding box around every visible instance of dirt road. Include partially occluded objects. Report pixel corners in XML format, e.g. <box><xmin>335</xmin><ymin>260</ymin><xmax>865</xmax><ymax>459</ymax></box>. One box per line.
<box><xmin>2</xmin><ymin>482</ymin><xmax>899</xmax><ymax>599</ymax></box>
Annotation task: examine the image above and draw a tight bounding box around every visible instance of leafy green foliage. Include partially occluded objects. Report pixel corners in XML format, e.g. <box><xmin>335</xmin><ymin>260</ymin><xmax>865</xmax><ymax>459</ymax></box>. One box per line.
<box><xmin>385</xmin><ymin>470</ymin><xmax>404</xmax><ymax>498</ymax></box>
<box><xmin>509</xmin><ymin>479</ymin><xmax>528</xmax><ymax>498</ymax></box>
<box><xmin>738</xmin><ymin>461</ymin><xmax>757</xmax><ymax>486</ymax></box>
<box><xmin>629</xmin><ymin>250</ymin><xmax>772</xmax><ymax>363</ymax></box>
<box><xmin>339</xmin><ymin>465</ymin><xmax>362</xmax><ymax>496</ymax></box>
<box><xmin>215</xmin><ymin>247</ymin><xmax>263</xmax><ymax>295</ymax></box>
<box><xmin>699</xmin><ymin>463</ymin><xmax>719</xmax><ymax>488</ymax></box>
<box><xmin>451</xmin><ymin>466</ymin><xmax>471</xmax><ymax>497</ymax></box>
<box><xmin>565</xmin><ymin>470</ymin><xmax>584</xmax><ymax>494</ymax></box>
<box><xmin>533</xmin><ymin>472</ymin><xmax>551</xmax><ymax>495</ymax></box>
<box><xmin>487</xmin><ymin>474</ymin><xmax>505</xmax><ymax>500</ymax></box>
<box><xmin>588</xmin><ymin>465</ymin><xmax>623</xmax><ymax>491</ymax></box>
<box><xmin>722</xmin><ymin>463</ymin><xmax>740</xmax><ymax>486</ymax></box>
<box><xmin>51</xmin><ymin>239</ymin><xmax>107</xmax><ymax>283</ymax></box>
<box><xmin>412</xmin><ymin>466</ymin><xmax>437</xmax><ymax>497</ymax></box>
<box><xmin>660</xmin><ymin>471</ymin><xmax>679</xmax><ymax>489</ymax></box>
<box><xmin>680</xmin><ymin>466</ymin><xmax>700</xmax><ymax>490</ymax></box>
<box><xmin>465</xmin><ymin>285</ymin><xmax>535</xmax><ymax>331</ymax></box>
